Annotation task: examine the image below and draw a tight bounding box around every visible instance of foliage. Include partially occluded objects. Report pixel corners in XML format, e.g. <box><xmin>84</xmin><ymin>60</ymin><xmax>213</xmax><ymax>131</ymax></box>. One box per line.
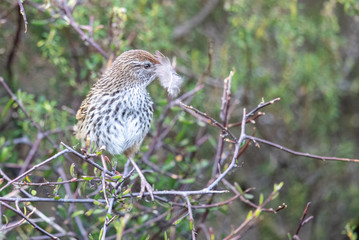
<box><xmin>0</xmin><ymin>0</ymin><xmax>358</xmax><ymax>239</ymax></box>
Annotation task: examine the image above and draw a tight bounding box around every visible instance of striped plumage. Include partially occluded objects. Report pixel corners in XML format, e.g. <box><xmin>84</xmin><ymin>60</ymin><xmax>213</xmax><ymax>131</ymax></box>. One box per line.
<box><xmin>75</xmin><ymin>50</ymin><xmax>160</xmax><ymax>156</ymax></box>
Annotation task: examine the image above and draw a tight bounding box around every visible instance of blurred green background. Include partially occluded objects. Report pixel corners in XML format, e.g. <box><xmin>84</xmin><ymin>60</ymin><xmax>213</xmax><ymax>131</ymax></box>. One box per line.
<box><xmin>1</xmin><ymin>0</ymin><xmax>359</xmax><ymax>239</ymax></box>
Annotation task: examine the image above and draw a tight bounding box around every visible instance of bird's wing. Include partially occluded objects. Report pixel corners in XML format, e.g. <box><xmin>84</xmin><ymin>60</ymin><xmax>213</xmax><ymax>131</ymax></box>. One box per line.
<box><xmin>76</xmin><ymin>97</ymin><xmax>89</xmax><ymax>121</ymax></box>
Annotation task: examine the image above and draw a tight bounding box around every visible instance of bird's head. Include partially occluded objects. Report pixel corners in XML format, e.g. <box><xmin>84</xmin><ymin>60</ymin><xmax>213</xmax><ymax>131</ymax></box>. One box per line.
<box><xmin>99</xmin><ymin>49</ymin><xmax>182</xmax><ymax>96</ymax></box>
<box><xmin>104</xmin><ymin>50</ymin><xmax>160</xmax><ymax>89</ymax></box>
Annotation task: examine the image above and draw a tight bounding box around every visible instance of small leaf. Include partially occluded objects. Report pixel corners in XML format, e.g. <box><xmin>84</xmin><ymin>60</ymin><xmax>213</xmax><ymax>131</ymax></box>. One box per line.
<box><xmin>1</xmin><ymin>99</ymin><xmax>14</xmax><ymax>120</ymax></box>
<box><xmin>70</xmin><ymin>163</ymin><xmax>75</xmax><ymax>178</ymax></box>
<box><xmin>246</xmin><ymin>210</ymin><xmax>253</xmax><ymax>221</ymax></box>
<box><xmin>164</xmin><ymin>231</ymin><xmax>168</xmax><ymax>240</ymax></box>
<box><xmin>93</xmin><ymin>200</ymin><xmax>102</xmax><ymax>206</ymax></box>
<box><xmin>179</xmin><ymin>178</ymin><xmax>195</xmax><ymax>184</ymax></box>
<box><xmin>166</xmin><ymin>211</ymin><xmax>171</xmax><ymax>221</ymax></box>
<box><xmin>2</xmin><ymin>214</ymin><xmax>8</xmax><ymax>225</ymax></box>
<box><xmin>189</xmin><ymin>219</ymin><xmax>194</xmax><ymax>231</ymax></box>
<box><xmin>85</xmin><ymin>209</ymin><xmax>94</xmax><ymax>216</ymax></box>
<box><xmin>25</xmin><ymin>175</ymin><xmax>31</xmax><ymax>183</ymax></box>
<box><xmin>112</xmin><ymin>174</ymin><xmax>123</xmax><ymax>180</ymax></box>
<box><xmin>122</xmin><ymin>188</ymin><xmax>131</xmax><ymax>195</ymax></box>
<box><xmin>234</xmin><ymin>182</ymin><xmax>243</xmax><ymax>195</ymax></box>
<box><xmin>82</xmin><ymin>176</ymin><xmax>95</xmax><ymax>181</ymax></box>
<box><xmin>72</xmin><ymin>210</ymin><xmax>84</xmax><ymax>218</ymax></box>
<box><xmin>54</xmin><ymin>195</ymin><xmax>61</xmax><ymax>200</ymax></box>
<box><xmin>98</xmin><ymin>228</ymin><xmax>103</xmax><ymax>240</ymax></box>
<box><xmin>254</xmin><ymin>209</ymin><xmax>261</xmax><ymax>217</ymax></box>
<box><xmin>259</xmin><ymin>193</ymin><xmax>264</xmax><ymax>205</ymax></box>
<box><xmin>174</xmin><ymin>217</ymin><xmax>183</xmax><ymax>225</ymax></box>
<box><xmin>244</xmin><ymin>193</ymin><xmax>254</xmax><ymax>200</ymax></box>
<box><xmin>274</xmin><ymin>182</ymin><xmax>284</xmax><ymax>191</ymax></box>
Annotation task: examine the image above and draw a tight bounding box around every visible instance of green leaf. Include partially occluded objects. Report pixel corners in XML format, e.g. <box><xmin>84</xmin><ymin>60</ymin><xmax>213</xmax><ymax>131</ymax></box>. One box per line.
<box><xmin>31</xmin><ymin>190</ymin><xmax>37</xmax><ymax>196</ymax></box>
<box><xmin>254</xmin><ymin>209</ymin><xmax>261</xmax><ymax>217</ymax></box>
<box><xmin>82</xmin><ymin>176</ymin><xmax>95</xmax><ymax>181</ymax></box>
<box><xmin>179</xmin><ymin>178</ymin><xmax>195</xmax><ymax>184</ymax></box>
<box><xmin>244</xmin><ymin>193</ymin><xmax>254</xmax><ymax>200</ymax></box>
<box><xmin>85</xmin><ymin>209</ymin><xmax>94</xmax><ymax>216</ymax></box>
<box><xmin>98</xmin><ymin>228</ymin><xmax>103</xmax><ymax>240</ymax></box>
<box><xmin>174</xmin><ymin>215</ymin><xmax>185</xmax><ymax>225</ymax></box>
<box><xmin>274</xmin><ymin>182</ymin><xmax>284</xmax><ymax>191</ymax></box>
<box><xmin>70</xmin><ymin>163</ymin><xmax>75</xmax><ymax>178</ymax></box>
<box><xmin>2</xmin><ymin>214</ymin><xmax>8</xmax><ymax>225</ymax></box>
<box><xmin>72</xmin><ymin>210</ymin><xmax>84</xmax><ymax>218</ymax></box>
<box><xmin>189</xmin><ymin>219</ymin><xmax>194</xmax><ymax>231</ymax></box>
<box><xmin>112</xmin><ymin>174</ymin><xmax>123</xmax><ymax>180</ymax></box>
<box><xmin>246</xmin><ymin>210</ymin><xmax>253</xmax><ymax>221</ymax></box>
<box><xmin>166</xmin><ymin>211</ymin><xmax>171</xmax><ymax>221</ymax></box>
<box><xmin>259</xmin><ymin>193</ymin><xmax>264</xmax><ymax>205</ymax></box>
<box><xmin>234</xmin><ymin>182</ymin><xmax>244</xmax><ymax>195</ymax></box>
<box><xmin>122</xmin><ymin>188</ymin><xmax>131</xmax><ymax>195</ymax></box>
<box><xmin>1</xmin><ymin>99</ymin><xmax>14</xmax><ymax>121</ymax></box>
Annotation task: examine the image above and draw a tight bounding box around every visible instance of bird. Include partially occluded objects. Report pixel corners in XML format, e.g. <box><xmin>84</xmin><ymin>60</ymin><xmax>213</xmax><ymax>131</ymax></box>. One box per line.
<box><xmin>75</xmin><ymin>49</ymin><xmax>181</xmax><ymax>200</ymax></box>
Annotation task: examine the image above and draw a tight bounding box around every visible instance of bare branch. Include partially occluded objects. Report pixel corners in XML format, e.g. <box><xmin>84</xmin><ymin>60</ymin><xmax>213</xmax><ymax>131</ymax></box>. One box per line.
<box><xmin>294</xmin><ymin>202</ymin><xmax>313</xmax><ymax>238</ymax></box>
<box><xmin>0</xmin><ymin>149</ymin><xmax>70</xmax><ymax>192</ymax></box>
<box><xmin>0</xmin><ymin>201</ymin><xmax>58</xmax><ymax>239</ymax></box>
<box><xmin>57</xmin><ymin>1</ymin><xmax>108</xmax><ymax>59</ymax></box>
<box><xmin>246</xmin><ymin>136</ymin><xmax>359</xmax><ymax>163</ymax></box>
<box><xmin>17</xmin><ymin>0</ymin><xmax>28</xmax><ymax>32</ymax></box>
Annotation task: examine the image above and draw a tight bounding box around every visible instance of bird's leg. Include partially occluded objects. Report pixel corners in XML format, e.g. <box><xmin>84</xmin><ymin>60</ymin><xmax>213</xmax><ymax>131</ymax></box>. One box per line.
<box><xmin>128</xmin><ymin>156</ymin><xmax>154</xmax><ymax>201</ymax></box>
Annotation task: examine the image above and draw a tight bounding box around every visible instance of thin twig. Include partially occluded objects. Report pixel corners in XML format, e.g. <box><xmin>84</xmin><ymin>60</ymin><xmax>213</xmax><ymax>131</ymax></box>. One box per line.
<box><xmin>246</xmin><ymin>98</ymin><xmax>281</xmax><ymax>118</ymax></box>
<box><xmin>212</xmin><ymin>71</ymin><xmax>234</xmax><ymax>177</ymax></box>
<box><xmin>294</xmin><ymin>202</ymin><xmax>313</xmax><ymax>237</ymax></box>
<box><xmin>16</xmin><ymin>0</ymin><xmax>28</xmax><ymax>32</ymax></box>
<box><xmin>179</xmin><ymin>102</ymin><xmax>237</xmax><ymax>142</ymax></box>
<box><xmin>0</xmin><ymin>201</ymin><xmax>58</xmax><ymax>239</ymax></box>
<box><xmin>0</xmin><ymin>149</ymin><xmax>70</xmax><ymax>192</ymax></box>
<box><xmin>204</xmin><ymin>108</ymin><xmax>247</xmax><ymax>191</ymax></box>
<box><xmin>184</xmin><ymin>195</ymin><xmax>196</xmax><ymax>240</ymax></box>
<box><xmin>58</xmin><ymin>1</ymin><xmax>108</xmax><ymax>59</ymax></box>
<box><xmin>61</xmin><ymin>142</ymin><xmax>115</xmax><ymax>176</ymax></box>
<box><xmin>246</xmin><ymin>136</ymin><xmax>359</xmax><ymax>163</ymax></box>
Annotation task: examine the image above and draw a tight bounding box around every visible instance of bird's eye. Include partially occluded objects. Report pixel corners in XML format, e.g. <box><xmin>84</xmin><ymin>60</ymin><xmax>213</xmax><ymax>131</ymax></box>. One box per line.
<box><xmin>143</xmin><ymin>63</ymin><xmax>152</xmax><ymax>69</ymax></box>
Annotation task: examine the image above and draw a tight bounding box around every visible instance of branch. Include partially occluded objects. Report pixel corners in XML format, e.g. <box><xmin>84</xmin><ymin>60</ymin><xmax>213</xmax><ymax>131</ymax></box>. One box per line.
<box><xmin>57</xmin><ymin>1</ymin><xmax>108</xmax><ymax>59</ymax></box>
<box><xmin>17</xmin><ymin>0</ymin><xmax>28</xmax><ymax>32</ymax></box>
<box><xmin>0</xmin><ymin>201</ymin><xmax>58</xmax><ymax>239</ymax></box>
<box><xmin>184</xmin><ymin>195</ymin><xmax>196</xmax><ymax>240</ymax></box>
<box><xmin>204</xmin><ymin>108</ymin><xmax>247</xmax><ymax>191</ymax></box>
<box><xmin>246</xmin><ymin>136</ymin><xmax>359</xmax><ymax>163</ymax></box>
<box><xmin>179</xmin><ymin>102</ymin><xmax>237</xmax><ymax>142</ymax></box>
<box><xmin>246</xmin><ymin>98</ymin><xmax>280</xmax><ymax>118</ymax></box>
<box><xmin>294</xmin><ymin>202</ymin><xmax>313</xmax><ymax>238</ymax></box>
<box><xmin>0</xmin><ymin>149</ymin><xmax>70</xmax><ymax>192</ymax></box>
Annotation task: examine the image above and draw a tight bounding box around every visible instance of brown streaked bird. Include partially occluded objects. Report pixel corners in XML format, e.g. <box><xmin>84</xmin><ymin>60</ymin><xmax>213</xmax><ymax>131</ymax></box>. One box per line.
<box><xmin>75</xmin><ymin>49</ymin><xmax>180</xmax><ymax>200</ymax></box>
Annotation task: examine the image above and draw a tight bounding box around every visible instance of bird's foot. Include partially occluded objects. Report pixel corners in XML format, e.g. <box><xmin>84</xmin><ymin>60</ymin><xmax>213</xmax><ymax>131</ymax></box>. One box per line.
<box><xmin>139</xmin><ymin>175</ymin><xmax>154</xmax><ymax>201</ymax></box>
<box><xmin>128</xmin><ymin>156</ymin><xmax>155</xmax><ymax>201</ymax></box>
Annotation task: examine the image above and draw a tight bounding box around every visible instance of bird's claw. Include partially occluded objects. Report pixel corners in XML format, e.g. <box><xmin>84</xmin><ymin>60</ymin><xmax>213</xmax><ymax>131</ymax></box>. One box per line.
<box><xmin>139</xmin><ymin>176</ymin><xmax>154</xmax><ymax>201</ymax></box>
